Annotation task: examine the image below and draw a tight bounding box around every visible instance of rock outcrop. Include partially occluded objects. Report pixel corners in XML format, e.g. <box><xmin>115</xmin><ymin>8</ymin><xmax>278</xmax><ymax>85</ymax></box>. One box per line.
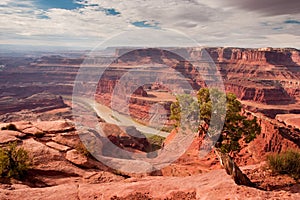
<box><xmin>0</xmin><ymin>167</ymin><xmax>299</xmax><ymax>200</ymax></box>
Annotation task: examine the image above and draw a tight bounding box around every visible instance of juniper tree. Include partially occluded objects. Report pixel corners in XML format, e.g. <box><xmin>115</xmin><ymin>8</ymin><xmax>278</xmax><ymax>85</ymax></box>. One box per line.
<box><xmin>170</xmin><ymin>88</ymin><xmax>261</xmax><ymax>187</ymax></box>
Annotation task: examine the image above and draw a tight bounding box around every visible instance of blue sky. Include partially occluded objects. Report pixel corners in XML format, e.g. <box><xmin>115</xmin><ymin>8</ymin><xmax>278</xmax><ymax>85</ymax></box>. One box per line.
<box><xmin>34</xmin><ymin>0</ymin><xmax>85</xmax><ymax>10</ymax></box>
<box><xmin>0</xmin><ymin>0</ymin><xmax>299</xmax><ymax>49</ymax></box>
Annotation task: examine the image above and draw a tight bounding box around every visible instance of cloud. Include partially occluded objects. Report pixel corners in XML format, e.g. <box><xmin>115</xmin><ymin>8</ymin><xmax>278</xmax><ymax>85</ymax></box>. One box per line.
<box><xmin>220</xmin><ymin>0</ymin><xmax>300</xmax><ymax>16</ymax></box>
<box><xmin>0</xmin><ymin>0</ymin><xmax>300</xmax><ymax>49</ymax></box>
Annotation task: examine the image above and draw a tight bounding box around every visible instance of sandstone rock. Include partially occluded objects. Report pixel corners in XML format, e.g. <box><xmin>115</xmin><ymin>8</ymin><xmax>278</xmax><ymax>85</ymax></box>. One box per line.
<box><xmin>22</xmin><ymin>126</ymin><xmax>43</xmax><ymax>136</ymax></box>
<box><xmin>52</xmin><ymin>134</ymin><xmax>81</xmax><ymax>149</ymax></box>
<box><xmin>21</xmin><ymin>138</ymin><xmax>86</xmax><ymax>180</ymax></box>
<box><xmin>100</xmin><ymin>123</ymin><xmax>150</xmax><ymax>153</ymax></box>
<box><xmin>276</xmin><ymin>114</ymin><xmax>300</xmax><ymax>129</ymax></box>
<box><xmin>0</xmin><ymin>130</ymin><xmax>21</xmax><ymax>144</ymax></box>
<box><xmin>0</xmin><ymin>129</ymin><xmax>26</xmax><ymax>138</ymax></box>
<box><xmin>83</xmin><ymin>171</ymin><xmax>124</xmax><ymax>184</ymax></box>
<box><xmin>32</xmin><ymin>120</ymin><xmax>74</xmax><ymax>133</ymax></box>
<box><xmin>46</xmin><ymin>141</ymin><xmax>71</xmax><ymax>152</ymax></box>
<box><xmin>6</xmin><ymin>120</ymin><xmax>74</xmax><ymax>136</ymax></box>
<box><xmin>65</xmin><ymin>149</ymin><xmax>92</xmax><ymax>168</ymax></box>
<box><xmin>236</xmin><ymin>115</ymin><xmax>299</xmax><ymax>166</ymax></box>
<box><xmin>13</xmin><ymin>121</ymin><xmax>34</xmax><ymax>131</ymax></box>
<box><xmin>22</xmin><ymin>138</ymin><xmax>63</xmax><ymax>165</ymax></box>
<box><xmin>0</xmin><ymin>184</ymin><xmax>79</xmax><ymax>200</ymax></box>
<box><xmin>98</xmin><ymin>156</ymin><xmax>158</xmax><ymax>177</ymax></box>
<box><xmin>1</xmin><ymin>168</ymin><xmax>299</xmax><ymax>200</ymax></box>
<box><xmin>77</xmin><ymin>168</ymin><xmax>300</xmax><ymax>199</ymax></box>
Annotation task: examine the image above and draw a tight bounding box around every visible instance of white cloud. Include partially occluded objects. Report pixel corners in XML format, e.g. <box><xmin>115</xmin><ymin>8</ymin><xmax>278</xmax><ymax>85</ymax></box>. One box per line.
<box><xmin>0</xmin><ymin>0</ymin><xmax>299</xmax><ymax>49</ymax></box>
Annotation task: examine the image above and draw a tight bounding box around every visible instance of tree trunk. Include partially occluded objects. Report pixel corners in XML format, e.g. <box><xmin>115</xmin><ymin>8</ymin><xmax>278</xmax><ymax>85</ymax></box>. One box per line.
<box><xmin>214</xmin><ymin>148</ymin><xmax>255</xmax><ymax>187</ymax></box>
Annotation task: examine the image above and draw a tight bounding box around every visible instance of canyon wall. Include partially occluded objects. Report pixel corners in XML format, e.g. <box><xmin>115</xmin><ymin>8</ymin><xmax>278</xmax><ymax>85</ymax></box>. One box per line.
<box><xmin>110</xmin><ymin>47</ymin><xmax>300</xmax><ymax>118</ymax></box>
<box><xmin>1</xmin><ymin>47</ymin><xmax>299</xmax><ymax>120</ymax></box>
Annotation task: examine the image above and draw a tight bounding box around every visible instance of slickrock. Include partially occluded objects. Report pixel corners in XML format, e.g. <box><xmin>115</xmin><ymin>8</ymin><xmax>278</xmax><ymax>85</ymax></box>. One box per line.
<box><xmin>3</xmin><ymin>120</ymin><xmax>74</xmax><ymax>135</ymax></box>
<box><xmin>46</xmin><ymin>141</ymin><xmax>71</xmax><ymax>152</ymax></box>
<box><xmin>0</xmin><ymin>184</ymin><xmax>79</xmax><ymax>200</ymax></box>
<box><xmin>0</xmin><ymin>130</ymin><xmax>21</xmax><ymax>144</ymax></box>
<box><xmin>0</xmin><ymin>169</ymin><xmax>299</xmax><ymax>200</ymax></box>
<box><xmin>65</xmin><ymin>149</ymin><xmax>91</xmax><ymax>167</ymax></box>
<box><xmin>22</xmin><ymin>138</ymin><xmax>63</xmax><ymax>165</ymax></box>
<box><xmin>21</xmin><ymin>139</ymin><xmax>88</xmax><ymax>180</ymax></box>
<box><xmin>22</xmin><ymin>126</ymin><xmax>43</xmax><ymax>136</ymax></box>
<box><xmin>82</xmin><ymin>171</ymin><xmax>124</xmax><ymax>184</ymax></box>
<box><xmin>32</xmin><ymin>120</ymin><xmax>74</xmax><ymax>133</ymax></box>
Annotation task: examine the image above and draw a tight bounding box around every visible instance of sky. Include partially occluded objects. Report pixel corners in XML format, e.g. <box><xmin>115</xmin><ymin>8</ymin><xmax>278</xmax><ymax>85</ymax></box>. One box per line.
<box><xmin>0</xmin><ymin>0</ymin><xmax>300</xmax><ymax>50</ymax></box>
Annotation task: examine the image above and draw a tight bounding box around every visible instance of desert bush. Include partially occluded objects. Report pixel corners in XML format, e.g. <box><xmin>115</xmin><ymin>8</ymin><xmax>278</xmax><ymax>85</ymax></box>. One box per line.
<box><xmin>148</xmin><ymin>135</ymin><xmax>165</xmax><ymax>146</ymax></box>
<box><xmin>0</xmin><ymin>142</ymin><xmax>31</xmax><ymax>179</ymax></box>
<box><xmin>147</xmin><ymin>135</ymin><xmax>165</xmax><ymax>151</ymax></box>
<box><xmin>1</xmin><ymin>124</ymin><xmax>18</xmax><ymax>131</ymax></box>
<box><xmin>170</xmin><ymin>88</ymin><xmax>261</xmax><ymax>154</ymax></box>
<box><xmin>267</xmin><ymin>149</ymin><xmax>300</xmax><ymax>180</ymax></box>
<box><xmin>34</xmin><ymin>131</ymin><xmax>45</xmax><ymax>138</ymax></box>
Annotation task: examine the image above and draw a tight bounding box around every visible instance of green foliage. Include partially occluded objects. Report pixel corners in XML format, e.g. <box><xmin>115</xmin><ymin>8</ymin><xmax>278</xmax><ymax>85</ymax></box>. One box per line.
<box><xmin>159</xmin><ymin>126</ymin><xmax>173</xmax><ymax>133</ymax></box>
<box><xmin>1</xmin><ymin>124</ymin><xmax>18</xmax><ymax>131</ymax></box>
<box><xmin>170</xmin><ymin>94</ymin><xmax>199</xmax><ymax>131</ymax></box>
<box><xmin>147</xmin><ymin>135</ymin><xmax>165</xmax><ymax>151</ymax></box>
<box><xmin>0</xmin><ymin>142</ymin><xmax>31</xmax><ymax>179</ymax></box>
<box><xmin>267</xmin><ymin>150</ymin><xmax>300</xmax><ymax>180</ymax></box>
<box><xmin>34</xmin><ymin>132</ymin><xmax>45</xmax><ymax>138</ymax></box>
<box><xmin>170</xmin><ymin>88</ymin><xmax>261</xmax><ymax>154</ymax></box>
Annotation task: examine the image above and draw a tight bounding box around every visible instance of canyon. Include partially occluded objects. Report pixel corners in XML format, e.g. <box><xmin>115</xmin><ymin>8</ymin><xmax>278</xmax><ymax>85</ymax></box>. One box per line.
<box><xmin>0</xmin><ymin>47</ymin><xmax>299</xmax><ymax>199</ymax></box>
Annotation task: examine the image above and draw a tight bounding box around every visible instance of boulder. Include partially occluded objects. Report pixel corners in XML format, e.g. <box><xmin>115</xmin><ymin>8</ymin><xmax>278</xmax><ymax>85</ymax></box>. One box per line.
<box><xmin>22</xmin><ymin>126</ymin><xmax>43</xmax><ymax>136</ymax></box>
<box><xmin>52</xmin><ymin>134</ymin><xmax>81</xmax><ymax>149</ymax></box>
<box><xmin>22</xmin><ymin>138</ymin><xmax>63</xmax><ymax>166</ymax></box>
<box><xmin>13</xmin><ymin>121</ymin><xmax>33</xmax><ymax>131</ymax></box>
<box><xmin>21</xmin><ymin>138</ymin><xmax>85</xmax><ymax>178</ymax></box>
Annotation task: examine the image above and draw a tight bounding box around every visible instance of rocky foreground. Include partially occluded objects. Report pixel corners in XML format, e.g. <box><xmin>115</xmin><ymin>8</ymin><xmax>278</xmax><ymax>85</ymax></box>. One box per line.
<box><xmin>0</xmin><ymin>120</ymin><xmax>299</xmax><ymax>200</ymax></box>
<box><xmin>1</xmin><ymin>167</ymin><xmax>300</xmax><ymax>200</ymax></box>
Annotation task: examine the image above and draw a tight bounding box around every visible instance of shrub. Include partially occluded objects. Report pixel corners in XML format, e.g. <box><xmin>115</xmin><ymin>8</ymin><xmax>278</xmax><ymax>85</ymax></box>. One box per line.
<box><xmin>170</xmin><ymin>88</ymin><xmax>261</xmax><ymax>154</ymax></box>
<box><xmin>147</xmin><ymin>135</ymin><xmax>165</xmax><ymax>151</ymax></box>
<box><xmin>34</xmin><ymin>132</ymin><xmax>45</xmax><ymax>138</ymax></box>
<box><xmin>267</xmin><ymin>149</ymin><xmax>300</xmax><ymax>180</ymax></box>
<box><xmin>0</xmin><ymin>142</ymin><xmax>31</xmax><ymax>179</ymax></box>
<box><xmin>1</xmin><ymin>124</ymin><xmax>18</xmax><ymax>131</ymax></box>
